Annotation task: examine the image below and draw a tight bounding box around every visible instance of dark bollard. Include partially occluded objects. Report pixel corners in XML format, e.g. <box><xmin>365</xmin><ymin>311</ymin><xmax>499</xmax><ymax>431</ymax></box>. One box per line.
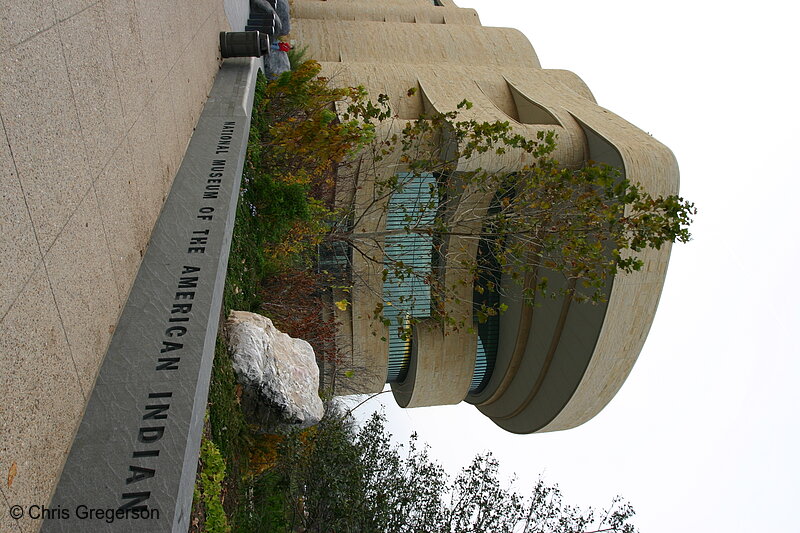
<box><xmin>219</xmin><ymin>31</ymin><xmax>269</xmax><ymax>58</ymax></box>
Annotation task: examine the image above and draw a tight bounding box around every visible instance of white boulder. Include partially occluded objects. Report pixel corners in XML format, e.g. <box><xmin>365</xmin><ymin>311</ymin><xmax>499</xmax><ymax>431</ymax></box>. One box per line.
<box><xmin>225</xmin><ymin>311</ymin><xmax>324</xmax><ymax>428</ymax></box>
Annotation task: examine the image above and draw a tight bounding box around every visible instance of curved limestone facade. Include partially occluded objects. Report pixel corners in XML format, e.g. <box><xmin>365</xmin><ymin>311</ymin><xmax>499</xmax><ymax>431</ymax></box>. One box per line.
<box><xmin>293</xmin><ymin>0</ymin><xmax>679</xmax><ymax>433</ymax></box>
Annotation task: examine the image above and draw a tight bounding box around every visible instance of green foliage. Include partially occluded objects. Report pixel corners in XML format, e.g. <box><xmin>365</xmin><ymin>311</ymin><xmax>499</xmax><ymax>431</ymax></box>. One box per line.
<box><xmin>226</xmin><ymin>73</ymin><xmax>313</xmax><ymax>313</ymax></box>
<box><xmin>234</xmin><ymin>62</ymin><xmax>382</xmax><ymax>289</ymax></box>
<box><xmin>207</xmin><ymin>337</ymin><xmax>250</xmax><ymax>470</ymax></box>
<box><xmin>248</xmin><ymin>175</ymin><xmax>310</xmax><ymax>236</ymax></box>
<box><xmin>233</xmin><ymin>471</ymin><xmax>289</xmax><ymax>533</ymax></box>
<box><xmin>286</xmin><ymin>44</ymin><xmax>309</xmax><ymax>70</ymax></box>
<box><xmin>230</xmin><ymin>63</ymin><xmax>377</xmax><ymax>312</ymax></box>
<box><xmin>245</xmin><ymin>408</ymin><xmax>639</xmax><ymax>533</ymax></box>
<box><xmin>257</xmin><ymin>60</ymin><xmax>378</xmax><ymax>189</ymax></box>
<box><xmin>356</xmin><ymin>414</ymin><xmax>447</xmax><ymax>531</ymax></box>
<box><xmin>194</xmin><ymin>437</ymin><xmax>232</xmax><ymax>533</ymax></box>
<box><xmin>443</xmin><ymin>453</ymin><xmax>524</xmax><ymax>532</ymax></box>
<box><xmin>245</xmin><ymin>409</ymin><xmax>445</xmax><ymax>532</ymax></box>
<box><xmin>206</xmin><ymin>65</ymin><xmax>381</xmax><ymax>530</ymax></box>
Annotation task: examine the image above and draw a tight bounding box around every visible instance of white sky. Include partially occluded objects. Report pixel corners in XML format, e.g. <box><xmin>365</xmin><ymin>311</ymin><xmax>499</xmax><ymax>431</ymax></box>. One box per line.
<box><xmin>352</xmin><ymin>1</ymin><xmax>800</xmax><ymax>531</ymax></box>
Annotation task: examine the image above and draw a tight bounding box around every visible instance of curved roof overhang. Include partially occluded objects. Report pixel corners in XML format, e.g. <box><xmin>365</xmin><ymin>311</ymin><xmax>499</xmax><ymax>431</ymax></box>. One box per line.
<box><xmin>468</xmin><ymin>102</ymin><xmax>679</xmax><ymax>433</ymax></box>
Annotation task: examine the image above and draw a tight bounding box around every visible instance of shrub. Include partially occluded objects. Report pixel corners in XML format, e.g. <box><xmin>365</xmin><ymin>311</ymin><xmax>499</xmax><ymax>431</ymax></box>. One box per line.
<box><xmin>194</xmin><ymin>437</ymin><xmax>231</xmax><ymax>533</ymax></box>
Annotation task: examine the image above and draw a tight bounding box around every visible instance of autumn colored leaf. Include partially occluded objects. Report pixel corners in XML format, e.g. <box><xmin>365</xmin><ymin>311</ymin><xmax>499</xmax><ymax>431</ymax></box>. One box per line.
<box><xmin>7</xmin><ymin>462</ymin><xmax>17</xmax><ymax>488</ymax></box>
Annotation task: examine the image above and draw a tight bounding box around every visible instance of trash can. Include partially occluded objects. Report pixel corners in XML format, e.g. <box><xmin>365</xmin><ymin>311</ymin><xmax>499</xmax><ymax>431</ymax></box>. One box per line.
<box><xmin>219</xmin><ymin>31</ymin><xmax>269</xmax><ymax>58</ymax></box>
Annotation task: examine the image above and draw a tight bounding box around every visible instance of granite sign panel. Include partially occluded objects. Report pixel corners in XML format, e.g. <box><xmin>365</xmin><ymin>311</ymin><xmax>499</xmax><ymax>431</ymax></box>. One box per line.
<box><xmin>41</xmin><ymin>57</ymin><xmax>259</xmax><ymax>532</ymax></box>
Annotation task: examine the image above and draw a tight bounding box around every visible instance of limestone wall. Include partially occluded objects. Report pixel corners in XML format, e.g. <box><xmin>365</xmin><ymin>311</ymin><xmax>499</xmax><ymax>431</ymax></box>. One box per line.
<box><xmin>293</xmin><ymin>0</ymin><xmax>680</xmax><ymax>431</ymax></box>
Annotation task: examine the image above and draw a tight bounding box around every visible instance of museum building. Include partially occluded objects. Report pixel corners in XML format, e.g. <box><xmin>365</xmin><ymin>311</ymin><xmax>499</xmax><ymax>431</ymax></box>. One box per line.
<box><xmin>291</xmin><ymin>0</ymin><xmax>679</xmax><ymax>434</ymax></box>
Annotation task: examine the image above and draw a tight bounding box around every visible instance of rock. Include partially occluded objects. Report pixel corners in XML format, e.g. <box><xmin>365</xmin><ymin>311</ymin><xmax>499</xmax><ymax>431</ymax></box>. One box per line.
<box><xmin>250</xmin><ymin>0</ymin><xmax>289</xmax><ymax>36</ymax></box>
<box><xmin>266</xmin><ymin>50</ymin><xmax>291</xmax><ymax>79</ymax></box>
<box><xmin>225</xmin><ymin>311</ymin><xmax>324</xmax><ymax>429</ymax></box>
<box><xmin>250</xmin><ymin>0</ymin><xmax>283</xmax><ymax>36</ymax></box>
<box><xmin>275</xmin><ymin>0</ymin><xmax>290</xmax><ymax>36</ymax></box>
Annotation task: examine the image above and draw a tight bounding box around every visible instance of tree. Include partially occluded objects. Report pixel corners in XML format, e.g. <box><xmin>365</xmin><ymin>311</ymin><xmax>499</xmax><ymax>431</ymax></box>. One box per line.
<box><xmin>247</xmin><ymin>408</ymin><xmax>640</xmax><ymax>533</ymax></box>
<box><xmin>325</xmin><ymin>91</ymin><xmax>695</xmax><ymax>333</ymax></box>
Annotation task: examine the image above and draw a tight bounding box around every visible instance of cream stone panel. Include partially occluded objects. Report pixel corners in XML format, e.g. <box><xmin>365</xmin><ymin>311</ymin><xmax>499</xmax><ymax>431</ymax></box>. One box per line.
<box><xmin>295</xmin><ymin>0</ymin><xmax>463</xmax><ymax>7</ymax></box>
<box><xmin>455</xmin><ymin>68</ymin><xmax>679</xmax><ymax>431</ymax></box>
<box><xmin>330</xmin><ymin>147</ymin><xmax>378</xmax><ymax>394</ymax></box>
<box><xmin>292</xmin><ymin>20</ymin><xmax>539</xmax><ymax>68</ymax></box>
<box><xmin>297</xmin><ymin>0</ymin><xmax>427</xmax><ymax>4</ymax></box>
<box><xmin>316</xmin><ymin>62</ymin><xmax>585</xmax><ymax>171</ymax></box>
<box><xmin>418</xmin><ymin>76</ymin><xmax>580</xmax><ymax>172</ymax></box>
<box><xmin>339</xmin><ymin>118</ymin><xmax>427</xmax><ymax>393</ymax></box>
<box><xmin>292</xmin><ymin>2</ymin><xmax>480</xmax><ymax>26</ymax></box>
<box><xmin>347</xmin><ymin>160</ymin><xmax>390</xmax><ymax>393</ymax></box>
<box><xmin>347</xmin><ymin>217</ymin><xmax>389</xmax><ymax>392</ymax></box>
<box><xmin>498</xmin><ymin>68</ymin><xmax>603</xmax><ymax>163</ymax></box>
<box><xmin>331</xmin><ymin>286</ymin><xmax>372</xmax><ymax>393</ymax></box>
<box><xmin>541</xmin><ymin>69</ymin><xmax>598</xmax><ymax>103</ymax></box>
<box><xmin>392</xmin><ymin>318</ymin><xmax>478</xmax><ymax>407</ymax></box>
<box><xmin>318</xmin><ymin>62</ymin><xmax>425</xmax><ymax>119</ymax></box>
<box><xmin>395</xmin><ymin>177</ymin><xmax>493</xmax><ymax>407</ymax></box>
<box><xmin>539</xmin><ymin>246</ymin><xmax>674</xmax><ymax>432</ymax></box>
<box><xmin>468</xmin><ymin>70</ymin><xmax>677</xmax><ymax>430</ymax></box>
<box><xmin>534</xmin><ymin>89</ymin><xmax>679</xmax><ymax>432</ymax></box>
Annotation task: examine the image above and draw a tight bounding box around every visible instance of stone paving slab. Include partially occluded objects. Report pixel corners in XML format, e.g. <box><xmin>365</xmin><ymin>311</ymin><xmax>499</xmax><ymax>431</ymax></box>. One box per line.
<box><xmin>0</xmin><ymin>1</ymin><xmax>246</xmax><ymax>531</ymax></box>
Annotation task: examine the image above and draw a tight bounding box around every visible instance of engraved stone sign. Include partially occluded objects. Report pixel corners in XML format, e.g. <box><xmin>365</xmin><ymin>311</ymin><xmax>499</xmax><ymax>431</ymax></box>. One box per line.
<box><xmin>42</xmin><ymin>57</ymin><xmax>259</xmax><ymax>532</ymax></box>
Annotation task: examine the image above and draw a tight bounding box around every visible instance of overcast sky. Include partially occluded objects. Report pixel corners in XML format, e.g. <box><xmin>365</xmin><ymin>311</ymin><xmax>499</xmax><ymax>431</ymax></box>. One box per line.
<box><xmin>354</xmin><ymin>1</ymin><xmax>800</xmax><ymax>531</ymax></box>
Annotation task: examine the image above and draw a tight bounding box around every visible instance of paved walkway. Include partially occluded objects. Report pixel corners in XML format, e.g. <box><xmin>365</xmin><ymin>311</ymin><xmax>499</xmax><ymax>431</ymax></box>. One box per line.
<box><xmin>0</xmin><ymin>1</ymin><xmax>244</xmax><ymax>531</ymax></box>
